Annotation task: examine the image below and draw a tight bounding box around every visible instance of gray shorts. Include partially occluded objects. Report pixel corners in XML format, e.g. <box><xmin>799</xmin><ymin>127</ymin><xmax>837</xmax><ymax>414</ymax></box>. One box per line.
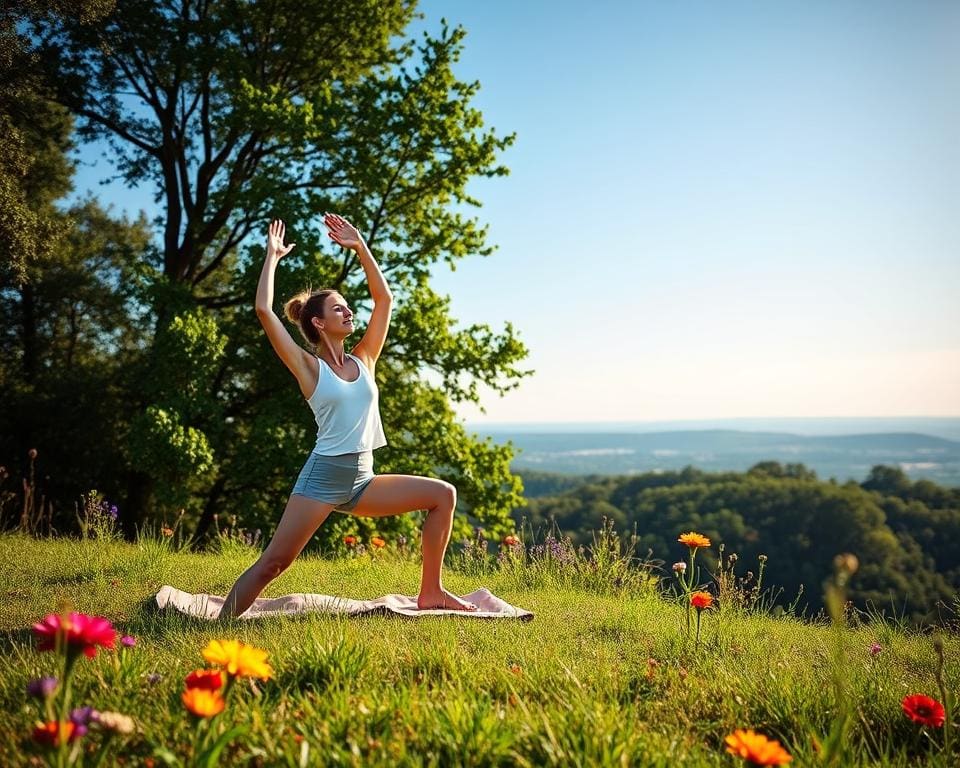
<box><xmin>291</xmin><ymin>451</ymin><xmax>376</xmax><ymax>512</ymax></box>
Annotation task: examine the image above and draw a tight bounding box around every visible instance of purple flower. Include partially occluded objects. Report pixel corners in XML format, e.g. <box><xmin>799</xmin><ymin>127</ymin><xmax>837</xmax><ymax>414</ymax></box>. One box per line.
<box><xmin>109</xmin><ymin>505</ymin><xmax>119</xmax><ymax>519</ymax></box>
<box><xmin>26</xmin><ymin>676</ymin><xmax>58</xmax><ymax>699</ymax></box>
<box><xmin>146</xmin><ymin>672</ymin><xmax>162</xmax><ymax>685</ymax></box>
<box><xmin>71</xmin><ymin>706</ymin><xmax>100</xmax><ymax>726</ymax></box>
<box><xmin>869</xmin><ymin>642</ymin><xmax>882</xmax><ymax>656</ymax></box>
<box><xmin>69</xmin><ymin>706</ymin><xmax>99</xmax><ymax>738</ymax></box>
<box><xmin>121</xmin><ymin>635</ymin><xmax>136</xmax><ymax>648</ymax></box>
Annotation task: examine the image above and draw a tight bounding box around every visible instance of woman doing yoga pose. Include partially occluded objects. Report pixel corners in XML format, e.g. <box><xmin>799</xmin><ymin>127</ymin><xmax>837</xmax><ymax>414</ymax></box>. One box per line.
<box><xmin>217</xmin><ymin>214</ymin><xmax>478</xmax><ymax>618</ymax></box>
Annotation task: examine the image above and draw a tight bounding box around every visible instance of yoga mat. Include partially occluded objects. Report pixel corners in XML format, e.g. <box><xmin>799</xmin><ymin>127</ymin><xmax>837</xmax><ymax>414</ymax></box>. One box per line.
<box><xmin>154</xmin><ymin>585</ymin><xmax>534</xmax><ymax>622</ymax></box>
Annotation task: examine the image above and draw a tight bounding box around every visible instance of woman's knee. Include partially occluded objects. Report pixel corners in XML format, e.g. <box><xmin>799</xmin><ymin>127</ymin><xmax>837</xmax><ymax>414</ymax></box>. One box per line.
<box><xmin>435</xmin><ymin>480</ymin><xmax>457</xmax><ymax>510</ymax></box>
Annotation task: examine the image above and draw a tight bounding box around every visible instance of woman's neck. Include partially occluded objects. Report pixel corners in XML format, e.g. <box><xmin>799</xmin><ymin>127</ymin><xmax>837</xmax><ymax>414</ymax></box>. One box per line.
<box><xmin>318</xmin><ymin>336</ymin><xmax>347</xmax><ymax>366</ymax></box>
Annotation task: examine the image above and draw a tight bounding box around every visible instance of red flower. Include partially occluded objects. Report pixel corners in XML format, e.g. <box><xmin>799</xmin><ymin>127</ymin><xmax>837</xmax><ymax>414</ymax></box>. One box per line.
<box><xmin>343</xmin><ymin>535</ymin><xmax>357</xmax><ymax>547</ymax></box>
<box><xmin>902</xmin><ymin>694</ymin><xmax>946</xmax><ymax>728</ymax></box>
<box><xmin>32</xmin><ymin>720</ymin><xmax>80</xmax><ymax>746</ymax></box>
<box><xmin>33</xmin><ymin>612</ymin><xmax>116</xmax><ymax>658</ymax></box>
<box><xmin>690</xmin><ymin>591</ymin><xmax>714</xmax><ymax>610</ymax></box>
<box><xmin>503</xmin><ymin>535</ymin><xmax>519</xmax><ymax>547</ymax></box>
<box><xmin>185</xmin><ymin>669</ymin><xmax>223</xmax><ymax>691</ymax></box>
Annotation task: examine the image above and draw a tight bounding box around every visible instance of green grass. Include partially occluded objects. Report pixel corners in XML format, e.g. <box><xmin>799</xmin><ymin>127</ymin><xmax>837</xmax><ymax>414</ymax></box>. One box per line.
<box><xmin>0</xmin><ymin>530</ymin><xmax>957</xmax><ymax>767</ymax></box>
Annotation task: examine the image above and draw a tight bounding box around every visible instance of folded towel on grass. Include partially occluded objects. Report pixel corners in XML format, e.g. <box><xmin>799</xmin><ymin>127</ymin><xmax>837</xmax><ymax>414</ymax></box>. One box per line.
<box><xmin>154</xmin><ymin>585</ymin><xmax>534</xmax><ymax>621</ymax></box>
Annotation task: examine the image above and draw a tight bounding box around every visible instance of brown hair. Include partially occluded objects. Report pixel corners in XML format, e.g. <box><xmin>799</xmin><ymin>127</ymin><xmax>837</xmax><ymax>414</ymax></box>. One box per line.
<box><xmin>283</xmin><ymin>289</ymin><xmax>337</xmax><ymax>347</ymax></box>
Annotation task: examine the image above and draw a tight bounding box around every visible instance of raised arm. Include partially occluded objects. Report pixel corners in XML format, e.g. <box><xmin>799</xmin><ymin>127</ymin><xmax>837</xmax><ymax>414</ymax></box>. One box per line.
<box><xmin>324</xmin><ymin>213</ymin><xmax>393</xmax><ymax>368</ymax></box>
<box><xmin>255</xmin><ymin>220</ymin><xmax>315</xmax><ymax>397</ymax></box>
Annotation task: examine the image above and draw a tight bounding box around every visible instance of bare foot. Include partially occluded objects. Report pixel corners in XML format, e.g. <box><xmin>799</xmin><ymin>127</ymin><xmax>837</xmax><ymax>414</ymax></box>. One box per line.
<box><xmin>417</xmin><ymin>588</ymin><xmax>478</xmax><ymax>611</ymax></box>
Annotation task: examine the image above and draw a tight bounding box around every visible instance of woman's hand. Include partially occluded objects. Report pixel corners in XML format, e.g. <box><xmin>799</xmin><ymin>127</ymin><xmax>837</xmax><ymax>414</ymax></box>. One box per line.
<box><xmin>324</xmin><ymin>212</ymin><xmax>363</xmax><ymax>251</ymax></box>
<box><xmin>266</xmin><ymin>219</ymin><xmax>296</xmax><ymax>260</ymax></box>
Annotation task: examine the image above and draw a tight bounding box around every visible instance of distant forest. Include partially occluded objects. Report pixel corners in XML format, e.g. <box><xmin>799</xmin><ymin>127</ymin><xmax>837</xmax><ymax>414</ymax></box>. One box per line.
<box><xmin>512</xmin><ymin>463</ymin><xmax>960</xmax><ymax>627</ymax></box>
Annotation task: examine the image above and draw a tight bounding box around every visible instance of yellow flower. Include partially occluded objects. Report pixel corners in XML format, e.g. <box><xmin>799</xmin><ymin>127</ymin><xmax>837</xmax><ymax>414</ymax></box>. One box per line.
<box><xmin>182</xmin><ymin>687</ymin><xmax>225</xmax><ymax>718</ymax></box>
<box><xmin>724</xmin><ymin>729</ymin><xmax>793</xmax><ymax>765</ymax></box>
<box><xmin>678</xmin><ymin>532</ymin><xmax>711</xmax><ymax>549</ymax></box>
<box><xmin>201</xmin><ymin>639</ymin><xmax>273</xmax><ymax>680</ymax></box>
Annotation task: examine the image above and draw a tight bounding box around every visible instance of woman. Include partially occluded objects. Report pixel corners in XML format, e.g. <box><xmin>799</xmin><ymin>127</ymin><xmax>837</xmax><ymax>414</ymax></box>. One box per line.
<box><xmin>217</xmin><ymin>214</ymin><xmax>478</xmax><ymax>618</ymax></box>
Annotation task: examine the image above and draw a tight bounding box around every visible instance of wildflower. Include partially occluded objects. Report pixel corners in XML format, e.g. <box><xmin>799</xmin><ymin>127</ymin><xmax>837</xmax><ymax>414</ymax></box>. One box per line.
<box><xmin>901</xmin><ymin>694</ymin><xmax>946</xmax><ymax>728</ymax></box>
<box><xmin>182</xmin><ymin>688</ymin><xmax>225</xmax><ymax>718</ymax></box>
<box><xmin>161</xmin><ymin>526</ymin><xmax>174</xmax><ymax>537</ymax></box>
<box><xmin>398</xmin><ymin>535</ymin><xmax>407</xmax><ymax>547</ymax></box>
<box><xmin>644</xmin><ymin>658</ymin><xmax>659</xmax><ymax>680</ymax></box>
<box><xmin>26</xmin><ymin>676</ymin><xmax>58</xmax><ymax>699</ymax></box>
<box><xmin>503</xmin><ymin>535</ymin><xmax>519</xmax><ymax>547</ymax></box>
<box><xmin>833</xmin><ymin>553</ymin><xmax>859</xmax><ymax>575</ymax></box>
<box><xmin>724</xmin><ymin>728</ymin><xmax>793</xmax><ymax>764</ymax></box>
<box><xmin>509</xmin><ymin>663</ymin><xmax>522</xmax><ymax>675</ymax></box>
<box><xmin>672</xmin><ymin>561</ymin><xmax>687</xmax><ymax>573</ymax></box>
<box><xmin>202</xmin><ymin>639</ymin><xmax>273</xmax><ymax>680</ymax></box>
<box><xmin>28</xmin><ymin>448</ymin><xmax>38</xmax><ymax>460</ymax></box>
<box><xmin>109</xmin><ymin>505</ymin><xmax>119</xmax><ymax>520</ymax></box>
<box><xmin>185</xmin><ymin>669</ymin><xmax>223</xmax><ymax>691</ymax></box>
<box><xmin>145</xmin><ymin>672</ymin><xmax>162</xmax><ymax>685</ymax></box>
<box><xmin>32</xmin><ymin>720</ymin><xmax>79</xmax><ymax>746</ymax></box>
<box><xmin>758</xmin><ymin>554</ymin><xmax>768</xmax><ymax>562</ymax></box>
<box><xmin>70</xmin><ymin>707</ymin><xmax>99</xmax><ymax>738</ymax></box>
<box><xmin>33</xmin><ymin>612</ymin><xmax>117</xmax><ymax>658</ymax></box>
<box><xmin>869</xmin><ymin>642</ymin><xmax>882</xmax><ymax>656</ymax></box>
<box><xmin>371</xmin><ymin>536</ymin><xmax>386</xmax><ymax>549</ymax></box>
<box><xmin>690</xmin><ymin>591</ymin><xmax>714</xmax><ymax>610</ymax></box>
<box><xmin>678</xmin><ymin>532</ymin><xmax>711</xmax><ymax>549</ymax></box>
<box><xmin>343</xmin><ymin>535</ymin><xmax>357</xmax><ymax>547</ymax></box>
<box><xmin>121</xmin><ymin>635</ymin><xmax>136</xmax><ymax>648</ymax></box>
<box><xmin>96</xmin><ymin>711</ymin><xmax>135</xmax><ymax>734</ymax></box>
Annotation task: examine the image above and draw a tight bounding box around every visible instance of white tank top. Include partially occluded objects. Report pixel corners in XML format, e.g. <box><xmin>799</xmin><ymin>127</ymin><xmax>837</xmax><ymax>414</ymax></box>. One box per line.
<box><xmin>305</xmin><ymin>353</ymin><xmax>387</xmax><ymax>455</ymax></box>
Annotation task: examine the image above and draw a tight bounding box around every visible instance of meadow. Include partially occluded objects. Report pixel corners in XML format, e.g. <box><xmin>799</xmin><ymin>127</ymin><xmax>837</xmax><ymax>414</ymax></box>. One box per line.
<box><xmin>0</xmin><ymin>518</ymin><xmax>957</xmax><ymax>767</ymax></box>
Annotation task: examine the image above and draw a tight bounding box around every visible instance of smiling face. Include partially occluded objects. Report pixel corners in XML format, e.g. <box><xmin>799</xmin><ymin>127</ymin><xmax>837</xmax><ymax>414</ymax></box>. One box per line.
<box><xmin>314</xmin><ymin>293</ymin><xmax>354</xmax><ymax>338</ymax></box>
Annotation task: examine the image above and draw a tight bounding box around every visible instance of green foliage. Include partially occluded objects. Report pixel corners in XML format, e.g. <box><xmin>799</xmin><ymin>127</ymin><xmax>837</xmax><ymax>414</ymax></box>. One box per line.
<box><xmin>128</xmin><ymin>407</ymin><xmax>215</xmax><ymax>486</ymax></box>
<box><xmin>519</xmin><ymin>463</ymin><xmax>960</xmax><ymax>627</ymax></box>
<box><xmin>17</xmin><ymin>0</ymin><xmax>530</xmax><ymax>541</ymax></box>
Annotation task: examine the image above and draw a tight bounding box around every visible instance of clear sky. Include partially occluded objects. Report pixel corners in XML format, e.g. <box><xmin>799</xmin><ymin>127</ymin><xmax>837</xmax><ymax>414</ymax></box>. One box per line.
<box><xmin>69</xmin><ymin>1</ymin><xmax>960</xmax><ymax>424</ymax></box>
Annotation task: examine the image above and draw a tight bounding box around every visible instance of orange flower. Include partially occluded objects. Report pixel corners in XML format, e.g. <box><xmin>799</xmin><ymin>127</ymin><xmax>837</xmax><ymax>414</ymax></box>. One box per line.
<box><xmin>182</xmin><ymin>687</ymin><xmax>225</xmax><ymax>717</ymax></box>
<box><xmin>371</xmin><ymin>536</ymin><xmax>386</xmax><ymax>548</ymax></box>
<box><xmin>161</xmin><ymin>526</ymin><xmax>174</xmax><ymax>537</ymax></box>
<box><xmin>690</xmin><ymin>591</ymin><xmax>714</xmax><ymax>610</ymax></box>
<box><xmin>678</xmin><ymin>532</ymin><xmax>711</xmax><ymax>549</ymax></box>
<box><xmin>503</xmin><ymin>535</ymin><xmax>519</xmax><ymax>547</ymax></box>
<box><xmin>32</xmin><ymin>720</ymin><xmax>79</xmax><ymax>746</ymax></box>
<box><xmin>343</xmin><ymin>535</ymin><xmax>357</xmax><ymax>547</ymax></box>
<box><xmin>902</xmin><ymin>694</ymin><xmax>946</xmax><ymax>728</ymax></box>
<box><xmin>185</xmin><ymin>668</ymin><xmax>223</xmax><ymax>691</ymax></box>
<box><xmin>724</xmin><ymin>729</ymin><xmax>793</xmax><ymax>765</ymax></box>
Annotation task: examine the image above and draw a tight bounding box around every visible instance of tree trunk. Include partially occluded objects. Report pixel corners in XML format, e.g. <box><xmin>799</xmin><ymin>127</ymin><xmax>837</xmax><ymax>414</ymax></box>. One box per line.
<box><xmin>122</xmin><ymin>468</ymin><xmax>154</xmax><ymax>542</ymax></box>
<box><xmin>189</xmin><ymin>474</ymin><xmax>226</xmax><ymax>551</ymax></box>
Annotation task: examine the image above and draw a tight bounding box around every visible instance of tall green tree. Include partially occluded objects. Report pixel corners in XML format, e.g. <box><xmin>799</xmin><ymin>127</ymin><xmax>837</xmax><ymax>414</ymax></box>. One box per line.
<box><xmin>0</xmin><ymin>0</ymin><xmax>114</xmax><ymax>285</ymax></box>
<box><xmin>32</xmin><ymin>1</ymin><xmax>530</xmax><ymax>543</ymax></box>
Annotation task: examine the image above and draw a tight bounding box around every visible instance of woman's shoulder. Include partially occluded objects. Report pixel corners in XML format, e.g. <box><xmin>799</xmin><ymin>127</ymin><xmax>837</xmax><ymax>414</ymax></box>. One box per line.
<box><xmin>349</xmin><ymin>350</ymin><xmax>376</xmax><ymax>376</ymax></box>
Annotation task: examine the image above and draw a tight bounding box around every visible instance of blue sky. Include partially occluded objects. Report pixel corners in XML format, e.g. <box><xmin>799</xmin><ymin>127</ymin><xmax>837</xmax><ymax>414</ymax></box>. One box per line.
<box><xmin>68</xmin><ymin>1</ymin><xmax>960</xmax><ymax>423</ymax></box>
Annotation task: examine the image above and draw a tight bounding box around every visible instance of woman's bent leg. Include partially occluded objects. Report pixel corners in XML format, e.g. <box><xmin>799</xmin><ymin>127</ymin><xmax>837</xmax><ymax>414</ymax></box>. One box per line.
<box><xmin>217</xmin><ymin>494</ymin><xmax>336</xmax><ymax>619</ymax></box>
<box><xmin>346</xmin><ymin>475</ymin><xmax>476</xmax><ymax>611</ymax></box>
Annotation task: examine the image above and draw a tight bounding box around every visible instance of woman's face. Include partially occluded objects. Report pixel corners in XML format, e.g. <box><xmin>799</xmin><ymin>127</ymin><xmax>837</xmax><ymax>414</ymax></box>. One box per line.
<box><xmin>318</xmin><ymin>293</ymin><xmax>354</xmax><ymax>337</ymax></box>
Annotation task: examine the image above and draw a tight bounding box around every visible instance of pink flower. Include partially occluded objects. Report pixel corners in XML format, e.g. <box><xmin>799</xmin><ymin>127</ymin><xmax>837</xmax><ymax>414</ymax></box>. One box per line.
<box><xmin>121</xmin><ymin>635</ymin><xmax>136</xmax><ymax>648</ymax></box>
<box><xmin>33</xmin><ymin>612</ymin><xmax>117</xmax><ymax>659</ymax></box>
<box><xmin>869</xmin><ymin>642</ymin><xmax>882</xmax><ymax>656</ymax></box>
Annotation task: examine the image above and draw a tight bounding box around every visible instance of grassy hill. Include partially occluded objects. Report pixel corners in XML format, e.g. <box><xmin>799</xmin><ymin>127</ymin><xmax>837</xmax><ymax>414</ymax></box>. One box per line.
<box><xmin>0</xmin><ymin>529</ymin><xmax>957</xmax><ymax>766</ymax></box>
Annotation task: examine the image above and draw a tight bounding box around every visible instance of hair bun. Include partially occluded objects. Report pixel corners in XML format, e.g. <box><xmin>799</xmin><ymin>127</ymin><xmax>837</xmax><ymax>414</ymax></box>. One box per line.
<box><xmin>283</xmin><ymin>292</ymin><xmax>309</xmax><ymax>323</ymax></box>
